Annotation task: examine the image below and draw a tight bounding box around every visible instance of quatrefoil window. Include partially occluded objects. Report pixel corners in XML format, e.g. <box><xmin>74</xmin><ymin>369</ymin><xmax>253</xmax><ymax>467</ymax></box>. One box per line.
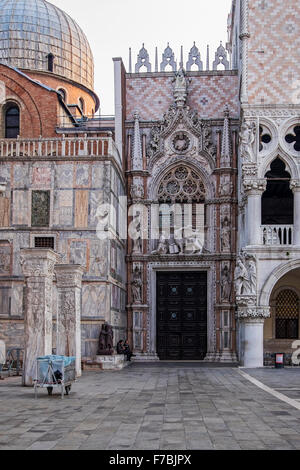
<box><xmin>285</xmin><ymin>126</ymin><xmax>300</xmax><ymax>152</ymax></box>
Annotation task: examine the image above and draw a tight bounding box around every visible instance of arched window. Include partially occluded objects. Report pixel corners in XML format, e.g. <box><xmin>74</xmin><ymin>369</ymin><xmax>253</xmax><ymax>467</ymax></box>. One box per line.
<box><xmin>157</xmin><ymin>166</ymin><xmax>206</xmax><ymax>243</ymax></box>
<box><xmin>79</xmin><ymin>98</ymin><xmax>85</xmax><ymax>113</ymax></box>
<box><xmin>47</xmin><ymin>53</ymin><xmax>54</xmax><ymax>72</ymax></box>
<box><xmin>276</xmin><ymin>289</ymin><xmax>299</xmax><ymax>339</ymax></box>
<box><xmin>262</xmin><ymin>158</ymin><xmax>293</xmax><ymax>225</ymax></box>
<box><xmin>58</xmin><ymin>88</ymin><xmax>66</xmax><ymax>102</ymax></box>
<box><xmin>5</xmin><ymin>104</ymin><xmax>20</xmax><ymax>138</ymax></box>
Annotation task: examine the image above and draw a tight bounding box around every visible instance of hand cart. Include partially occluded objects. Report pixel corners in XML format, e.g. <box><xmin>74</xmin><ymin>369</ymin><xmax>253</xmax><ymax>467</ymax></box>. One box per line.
<box><xmin>34</xmin><ymin>355</ymin><xmax>76</xmax><ymax>399</ymax></box>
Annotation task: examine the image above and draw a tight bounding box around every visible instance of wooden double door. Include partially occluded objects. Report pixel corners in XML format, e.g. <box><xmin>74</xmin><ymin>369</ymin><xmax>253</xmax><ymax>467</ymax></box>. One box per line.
<box><xmin>156</xmin><ymin>272</ymin><xmax>207</xmax><ymax>360</ymax></box>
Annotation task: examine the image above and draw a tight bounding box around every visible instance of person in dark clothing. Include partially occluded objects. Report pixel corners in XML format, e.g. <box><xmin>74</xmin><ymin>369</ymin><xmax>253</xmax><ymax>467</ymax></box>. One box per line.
<box><xmin>124</xmin><ymin>340</ymin><xmax>136</xmax><ymax>361</ymax></box>
<box><xmin>116</xmin><ymin>340</ymin><xmax>125</xmax><ymax>355</ymax></box>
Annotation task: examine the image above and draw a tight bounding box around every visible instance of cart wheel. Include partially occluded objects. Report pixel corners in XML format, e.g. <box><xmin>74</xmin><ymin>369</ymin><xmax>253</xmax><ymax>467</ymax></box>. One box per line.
<box><xmin>47</xmin><ymin>387</ymin><xmax>53</xmax><ymax>396</ymax></box>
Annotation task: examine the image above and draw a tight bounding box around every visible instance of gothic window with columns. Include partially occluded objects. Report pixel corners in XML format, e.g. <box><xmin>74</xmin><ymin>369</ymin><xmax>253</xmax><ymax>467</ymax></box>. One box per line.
<box><xmin>275</xmin><ymin>289</ymin><xmax>299</xmax><ymax>339</ymax></box>
<box><xmin>262</xmin><ymin>158</ymin><xmax>293</xmax><ymax>226</ymax></box>
<box><xmin>157</xmin><ymin>166</ymin><xmax>206</xmax><ymax>238</ymax></box>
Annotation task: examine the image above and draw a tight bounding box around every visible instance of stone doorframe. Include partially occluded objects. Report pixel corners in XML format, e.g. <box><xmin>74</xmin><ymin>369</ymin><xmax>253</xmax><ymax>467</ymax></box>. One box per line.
<box><xmin>147</xmin><ymin>261</ymin><xmax>216</xmax><ymax>360</ymax></box>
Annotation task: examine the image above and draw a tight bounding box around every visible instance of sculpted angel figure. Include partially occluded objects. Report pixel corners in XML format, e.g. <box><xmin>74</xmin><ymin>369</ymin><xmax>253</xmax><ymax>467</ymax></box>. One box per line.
<box><xmin>234</xmin><ymin>257</ymin><xmax>250</xmax><ymax>296</ymax></box>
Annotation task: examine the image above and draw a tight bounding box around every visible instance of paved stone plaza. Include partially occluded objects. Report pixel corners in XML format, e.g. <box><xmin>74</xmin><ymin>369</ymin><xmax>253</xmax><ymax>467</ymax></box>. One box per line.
<box><xmin>1</xmin><ymin>364</ymin><xmax>300</xmax><ymax>450</ymax></box>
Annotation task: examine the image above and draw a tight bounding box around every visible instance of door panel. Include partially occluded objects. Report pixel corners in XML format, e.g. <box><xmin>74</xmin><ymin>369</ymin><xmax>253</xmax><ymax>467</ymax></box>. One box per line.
<box><xmin>156</xmin><ymin>272</ymin><xmax>207</xmax><ymax>360</ymax></box>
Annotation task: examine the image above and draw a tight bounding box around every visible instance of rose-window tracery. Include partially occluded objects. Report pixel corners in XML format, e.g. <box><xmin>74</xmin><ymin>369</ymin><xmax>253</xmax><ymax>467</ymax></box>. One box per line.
<box><xmin>157</xmin><ymin>166</ymin><xmax>205</xmax><ymax>203</ymax></box>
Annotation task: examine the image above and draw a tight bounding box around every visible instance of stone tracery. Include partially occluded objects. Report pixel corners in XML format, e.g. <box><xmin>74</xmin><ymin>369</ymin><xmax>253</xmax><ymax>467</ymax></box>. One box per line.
<box><xmin>157</xmin><ymin>166</ymin><xmax>205</xmax><ymax>203</ymax></box>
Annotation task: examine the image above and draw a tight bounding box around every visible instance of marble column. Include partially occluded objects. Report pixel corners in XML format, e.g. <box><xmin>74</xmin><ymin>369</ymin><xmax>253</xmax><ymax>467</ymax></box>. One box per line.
<box><xmin>54</xmin><ymin>264</ymin><xmax>84</xmax><ymax>377</ymax></box>
<box><xmin>244</xmin><ymin>180</ymin><xmax>266</xmax><ymax>246</ymax></box>
<box><xmin>21</xmin><ymin>249</ymin><xmax>59</xmax><ymax>386</ymax></box>
<box><xmin>291</xmin><ymin>181</ymin><xmax>300</xmax><ymax>246</ymax></box>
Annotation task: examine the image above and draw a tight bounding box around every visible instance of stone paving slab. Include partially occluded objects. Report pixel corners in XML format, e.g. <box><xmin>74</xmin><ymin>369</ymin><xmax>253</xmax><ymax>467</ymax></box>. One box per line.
<box><xmin>0</xmin><ymin>365</ymin><xmax>300</xmax><ymax>450</ymax></box>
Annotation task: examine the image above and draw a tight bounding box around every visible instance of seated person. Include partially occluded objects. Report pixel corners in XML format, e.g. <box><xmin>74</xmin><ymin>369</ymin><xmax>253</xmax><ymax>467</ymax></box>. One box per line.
<box><xmin>124</xmin><ymin>340</ymin><xmax>136</xmax><ymax>361</ymax></box>
<box><xmin>116</xmin><ymin>340</ymin><xmax>125</xmax><ymax>355</ymax></box>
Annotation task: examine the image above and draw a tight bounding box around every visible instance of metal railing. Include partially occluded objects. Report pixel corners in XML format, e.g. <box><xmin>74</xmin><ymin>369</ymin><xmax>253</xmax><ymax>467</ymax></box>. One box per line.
<box><xmin>0</xmin><ymin>135</ymin><xmax>122</xmax><ymax>167</ymax></box>
<box><xmin>262</xmin><ymin>225</ymin><xmax>294</xmax><ymax>246</ymax></box>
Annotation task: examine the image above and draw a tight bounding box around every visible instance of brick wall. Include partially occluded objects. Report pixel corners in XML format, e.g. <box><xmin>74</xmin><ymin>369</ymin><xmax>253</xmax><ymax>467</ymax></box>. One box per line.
<box><xmin>126</xmin><ymin>72</ymin><xmax>239</xmax><ymax>121</ymax></box>
<box><xmin>248</xmin><ymin>0</ymin><xmax>300</xmax><ymax>105</ymax></box>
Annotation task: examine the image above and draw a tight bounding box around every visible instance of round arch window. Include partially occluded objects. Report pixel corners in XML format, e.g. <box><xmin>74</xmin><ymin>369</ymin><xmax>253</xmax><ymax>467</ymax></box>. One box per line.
<box><xmin>5</xmin><ymin>104</ymin><xmax>20</xmax><ymax>138</ymax></box>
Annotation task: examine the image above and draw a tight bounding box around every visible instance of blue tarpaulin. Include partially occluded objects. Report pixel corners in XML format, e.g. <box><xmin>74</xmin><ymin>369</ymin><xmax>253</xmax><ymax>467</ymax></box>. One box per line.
<box><xmin>37</xmin><ymin>355</ymin><xmax>75</xmax><ymax>377</ymax></box>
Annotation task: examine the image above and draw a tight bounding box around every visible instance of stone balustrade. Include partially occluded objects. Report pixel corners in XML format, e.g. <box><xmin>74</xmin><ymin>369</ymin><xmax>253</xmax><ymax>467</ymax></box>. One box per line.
<box><xmin>262</xmin><ymin>225</ymin><xmax>293</xmax><ymax>246</ymax></box>
<box><xmin>0</xmin><ymin>135</ymin><xmax>121</xmax><ymax>167</ymax></box>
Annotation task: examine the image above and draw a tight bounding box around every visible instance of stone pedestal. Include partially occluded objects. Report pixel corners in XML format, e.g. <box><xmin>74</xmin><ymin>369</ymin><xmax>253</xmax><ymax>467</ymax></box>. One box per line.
<box><xmin>54</xmin><ymin>264</ymin><xmax>84</xmax><ymax>377</ymax></box>
<box><xmin>95</xmin><ymin>355</ymin><xmax>129</xmax><ymax>370</ymax></box>
<box><xmin>21</xmin><ymin>249</ymin><xmax>59</xmax><ymax>386</ymax></box>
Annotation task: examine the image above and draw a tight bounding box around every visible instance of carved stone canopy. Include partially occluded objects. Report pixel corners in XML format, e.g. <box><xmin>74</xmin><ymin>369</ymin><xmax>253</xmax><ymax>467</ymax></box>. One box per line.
<box><xmin>147</xmin><ymin>104</ymin><xmax>216</xmax><ymax>160</ymax></box>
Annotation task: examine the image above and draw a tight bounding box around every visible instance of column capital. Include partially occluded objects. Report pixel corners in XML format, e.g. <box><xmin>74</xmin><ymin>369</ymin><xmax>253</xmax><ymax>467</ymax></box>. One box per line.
<box><xmin>290</xmin><ymin>180</ymin><xmax>300</xmax><ymax>192</ymax></box>
<box><xmin>237</xmin><ymin>305</ymin><xmax>270</xmax><ymax>320</ymax></box>
<box><xmin>54</xmin><ymin>264</ymin><xmax>84</xmax><ymax>288</ymax></box>
<box><xmin>20</xmin><ymin>249</ymin><xmax>60</xmax><ymax>277</ymax></box>
<box><xmin>243</xmin><ymin>179</ymin><xmax>266</xmax><ymax>195</ymax></box>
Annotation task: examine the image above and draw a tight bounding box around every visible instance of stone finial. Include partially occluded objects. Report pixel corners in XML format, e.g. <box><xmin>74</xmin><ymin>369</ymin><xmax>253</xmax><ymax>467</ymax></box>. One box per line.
<box><xmin>206</xmin><ymin>45</ymin><xmax>210</xmax><ymax>70</ymax></box>
<box><xmin>132</xmin><ymin>112</ymin><xmax>143</xmax><ymax>170</ymax></box>
<box><xmin>135</xmin><ymin>44</ymin><xmax>151</xmax><ymax>73</ymax></box>
<box><xmin>155</xmin><ymin>46</ymin><xmax>158</xmax><ymax>72</ymax></box>
<box><xmin>160</xmin><ymin>43</ymin><xmax>177</xmax><ymax>71</ymax></box>
<box><xmin>129</xmin><ymin>47</ymin><xmax>132</xmax><ymax>73</ymax></box>
<box><xmin>212</xmin><ymin>41</ymin><xmax>229</xmax><ymax>70</ymax></box>
<box><xmin>186</xmin><ymin>42</ymin><xmax>203</xmax><ymax>71</ymax></box>
<box><xmin>221</xmin><ymin>105</ymin><xmax>232</xmax><ymax>166</ymax></box>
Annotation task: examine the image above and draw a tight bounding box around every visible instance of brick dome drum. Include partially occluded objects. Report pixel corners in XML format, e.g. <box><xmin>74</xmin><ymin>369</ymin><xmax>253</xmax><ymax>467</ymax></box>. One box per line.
<box><xmin>0</xmin><ymin>0</ymin><xmax>94</xmax><ymax>90</ymax></box>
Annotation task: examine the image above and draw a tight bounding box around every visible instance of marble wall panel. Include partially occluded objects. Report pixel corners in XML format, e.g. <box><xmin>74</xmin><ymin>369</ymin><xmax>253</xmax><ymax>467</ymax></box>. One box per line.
<box><xmin>89</xmin><ymin>239</ymin><xmax>108</xmax><ymax>277</ymax></box>
<box><xmin>12</xmin><ymin>164</ymin><xmax>29</xmax><ymax>189</ymax></box>
<box><xmin>53</xmin><ymin>190</ymin><xmax>73</xmax><ymax>226</ymax></box>
<box><xmin>89</xmin><ymin>190</ymin><xmax>104</xmax><ymax>228</ymax></box>
<box><xmin>68</xmin><ymin>240</ymin><xmax>88</xmax><ymax>269</ymax></box>
<box><xmin>0</xmin><ymin>321</ymin><xmax>24</xmax><ymax>349</ymax></box>
<box><xmin>55</xmin><ymin>164</ymin><xmax>73</xmax><ymax>189</ymax></box>
<box><xmin>12</xmin><ymin>191</ymin><xmax>29</xmax><ymax>225</ymax></box>
<box><xmin>75</xmin><ymin>190</ymin><xmax>88</xmax><ymax>228</ymax></box>
<box><xmin>0</xmin><ymin>286</ymin><xmax>10</xmax><ymax>315</ymax></box>
<box><xmin>75</xmin><ymin>164</ymin><xmax>90</xmax><ymax>188</ymax></box>
<box><xmin>82</xmin><ymin>284</ymin><xmax>107</xmax><ymax>317</ymax></box>
<box><xmin>32</xmin><ymin>165</ymin><xmax>51</xmax><ymax>189</ymax></box>
<box><xmin>0</xmin><ymin>198</ymin><xmax>10</xmax><ymax>227</ymax></box>
<box><xmin>0</xmin><ymin>163</ymin><xmax>11</xmax><ymax>187</ymax></box>
<box><xmin>91</xmin><ymin>163</ymin><xmax>105</xmax><ymax>189</ymax></box>
<box><xmin>0</xmin><ymin>244</ymin><xmax>11</xmax><ymax>275</ymax></box>
<box><xmin>10</xmin><ymin>283</ymin><xmax>24</xmax><ymax>317</ymax></box>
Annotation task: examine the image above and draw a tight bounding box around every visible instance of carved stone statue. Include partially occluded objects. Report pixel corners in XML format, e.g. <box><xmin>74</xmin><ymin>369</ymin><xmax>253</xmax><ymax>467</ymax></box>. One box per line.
<box><xmin>131</xmin><ymin>182</ymin><xmax>144</xmax><ymax>199</ymax></box>
<box><xmin>221</xmin><ymin>264</ymin><xmax>231</xmax><ymax>302</ymax></box>
<box><xmin>221</xmin><ymin>217</ymin><xmax>231</xmax><ymax>252</ymax></box>
<box><xmin>131</xmin><ymin>212</ymin><xmax>142</xmax><ymax>254</ymax></box>
<box><xmin>152</xmin><ymin>234</ymin><xmax>169</xmax><ymax>255</ymax></box>
<box><xmin>183</xmin><ymin>227</ymin><xmax>203</xmax><ymax>254</ymax></box>
<box><xmin>234</xmin><ymin>257</ymin><xmax>250</xmax><ymax>296</ymax></box>
<box><xmin>132</xmin><ymin>265</ymin><xmax>143</xmax><ymax>304</ymax></box>
<box><xmin>247</xmin><ymin>257</ymin><xmax>257</xmax><ymax>295</ymax></box>
<box><xmin>173</xmin><ymin>132</ymin><xmax>189</xmax><ymax>152</ymax></box>
<box><xmin>97</xmin><ymin>323</ymin><xmax>114</xmax><ymax>355</ymax></box>
<box><xmin>173</xmin><ymin>67</ymin><xmax>188</xmax><ymax>107</ymax></box>
<box><xmin>239</xmin><ymin>121</ymin><xmax>256</xmax><ymax>162</ymax></box>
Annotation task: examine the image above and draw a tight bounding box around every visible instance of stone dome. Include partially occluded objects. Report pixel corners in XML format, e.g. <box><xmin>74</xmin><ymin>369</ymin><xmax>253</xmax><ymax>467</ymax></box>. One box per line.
<box><xmin>0</xmin><ymin>0</ymin><xmax>94</xmax><ymax>90</ymax></box>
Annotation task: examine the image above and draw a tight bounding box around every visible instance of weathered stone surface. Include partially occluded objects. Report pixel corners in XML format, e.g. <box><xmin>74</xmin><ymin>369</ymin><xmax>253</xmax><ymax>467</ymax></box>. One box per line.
<box><xmin>82</xmin><ymin>284</ymin><xmax>107</xmax><ymax>318</ymax></box>
<box><xmin>55</xmin><ymin>264</ymin><xmax>84</xmax><ymax>377</ymax></box>
<box><xmin>21</xmin><ymin>249</ymin><xmax>60</xmax><ymax>386</ymax></box>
